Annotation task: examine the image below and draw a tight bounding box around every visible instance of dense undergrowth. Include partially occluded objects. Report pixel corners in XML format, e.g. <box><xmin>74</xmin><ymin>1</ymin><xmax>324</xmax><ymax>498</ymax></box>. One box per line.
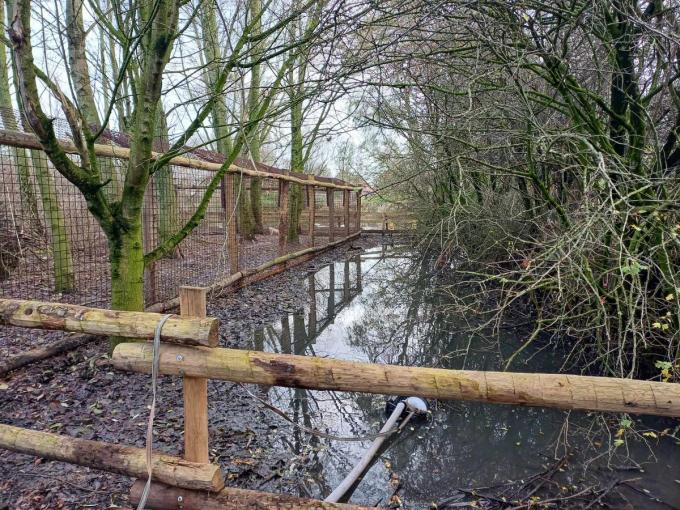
<box><xmin>359</xmin><ymin>1</ymin><xmax>680</xmax><ymax>380</ymax></box>
<box><xmin>417</xmin><ymin>170</ymin><xmax>680</xmax><ymax>379</ymax></box>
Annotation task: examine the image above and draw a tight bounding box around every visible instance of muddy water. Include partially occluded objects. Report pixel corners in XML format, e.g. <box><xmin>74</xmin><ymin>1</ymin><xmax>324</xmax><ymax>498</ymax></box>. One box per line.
<box><xmin>246</xmin><ymin>244</ymin><xmax>680</xmax><ymax>508</ymax></box>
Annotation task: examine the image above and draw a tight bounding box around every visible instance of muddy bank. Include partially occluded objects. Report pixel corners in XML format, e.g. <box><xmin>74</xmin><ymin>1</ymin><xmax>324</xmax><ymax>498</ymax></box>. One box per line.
<box><xmin>0</xmin><ymin>235</ymin><xmax>381</xmax><ymax>510</ymax></box>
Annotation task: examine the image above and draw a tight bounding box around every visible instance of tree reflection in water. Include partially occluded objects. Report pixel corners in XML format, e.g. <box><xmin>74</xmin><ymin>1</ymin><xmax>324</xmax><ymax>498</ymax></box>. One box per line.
<box><xmin>247</xmin><ymin>245</ymin><xmax>680</xmax><ymax>508</ymax></box>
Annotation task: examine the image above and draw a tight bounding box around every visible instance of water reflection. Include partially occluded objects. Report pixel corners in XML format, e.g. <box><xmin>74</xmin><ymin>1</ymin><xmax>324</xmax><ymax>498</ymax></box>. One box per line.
<box><xmin>248</xmin><ymin>245</ymin><xmax>680</xmax><ymax>508</ymax></box>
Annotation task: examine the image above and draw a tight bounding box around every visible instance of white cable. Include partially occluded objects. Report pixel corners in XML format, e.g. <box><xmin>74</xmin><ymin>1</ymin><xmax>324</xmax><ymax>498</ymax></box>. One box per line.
<box><xmin>136</xmin><ymin>313</ymin><xmax>172</xmax><ymax>510</ymax></box>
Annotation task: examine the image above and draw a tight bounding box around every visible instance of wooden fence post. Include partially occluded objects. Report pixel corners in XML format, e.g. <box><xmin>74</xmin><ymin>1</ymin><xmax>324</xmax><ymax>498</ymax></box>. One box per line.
<box><xmin>356</xmin><ymin>191</ymin><xmax>362</xmax><ymax>233</ymax></box>
<box><xmin>343</xmin><ymin>190</ymin><xmax>350</xmax><ymax>237</ymax></box>
<box><xmin>278</xmin><ymin>180</ymin><xmax>289</xmax><ymax>256</ymax></box>
<box><xmin>180</xmin><ymin>287</ymin><xmax>209</xmax><ymax>464</ymax></box>
<box><xmin>308</xmin><ymin>185</ymin><xmax>316</xmax><ymax>247</ymax></box>
<box><xmin>225</xmin><ymin>175</ymin><xmax>239</xmax><ymax>274</ymax></box>
<box><xmin>327</xmin><ymin>189</ymin><xmax>335</xmax><ymax>242</ymax></box>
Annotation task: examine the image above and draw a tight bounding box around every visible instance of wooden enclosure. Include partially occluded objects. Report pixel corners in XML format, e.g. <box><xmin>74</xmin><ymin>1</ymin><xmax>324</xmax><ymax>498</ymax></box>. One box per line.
<box><xmin>0</xmin><ymin>123</ymin><xmax>362</xmax><ymax>311</ymax></box>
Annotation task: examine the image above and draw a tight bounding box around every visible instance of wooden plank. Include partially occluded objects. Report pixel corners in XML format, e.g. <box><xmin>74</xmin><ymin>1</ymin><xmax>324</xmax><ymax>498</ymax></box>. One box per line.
<box><xmin>0</xmin><ymin>299</ymin><xmax>218</xmax><ymax>346</ymax></box>
<box><xmin>180</xmin><ymin>287</ymin><xmax>210</xmax><ymax>464</ymax></box>
<box><xmin>112</xmin><ymin>344</ymin><xmax>680</xmax><ymax>417</ymax></box>
<box><xmin>0</xmin><ymin>424</ymin><xmax>224</xmax><ymax>492</ymax></box>
<box><xmin>130</xmin><ymin>480</ymin><xmax>372</xmax><ymax>510</ymax></box>
<box><xmin>0</xmin><ymin>129</ymin><xmax>362</xmax><ymax>191</ymax></box>
<box><xmin>278</xmin><ymin>180</ymin><xmax>289</xmax><ymax>256</ymax></box>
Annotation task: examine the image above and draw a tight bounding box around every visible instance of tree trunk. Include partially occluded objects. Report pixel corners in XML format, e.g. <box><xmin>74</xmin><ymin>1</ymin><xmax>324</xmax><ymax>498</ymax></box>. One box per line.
<box><xmin>0</xmin><ymin>4</ymin><xmax>39</xmax><ymax>226</ymax></box>
<box><xmin>8</xmin><ymin>22</ymin><xmax>75</xmax><ymax>293</ymax></box>
<box><xmin>247</xmin><ymin>0</ymin><xmax>264</xmax><ymax>234</ymax></box>
<box><xmin>109</xmin><ymin>219</ymin><xmax>145</xmax><ymax>348</ymax></box>
<box><xmin>288</xmin><ymin>183</ymin><xmax>303</xmax><ymax>242</ymax></box>
<box><xmin>31</xmin><ymin>151</ymin><xmax>75</xmax><ymax>292</ymax></box>
<box><xmin>287</xmin><ymin>90</ymin><xmax>304</xmax><ymax>242</ymax></box>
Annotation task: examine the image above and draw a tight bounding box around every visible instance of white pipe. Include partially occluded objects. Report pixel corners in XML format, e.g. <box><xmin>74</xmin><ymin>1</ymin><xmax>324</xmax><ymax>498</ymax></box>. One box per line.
<box><xmin>325</xmin><ymin>402</ymin><xmax>406</xmax><ymax>503</ymax></box>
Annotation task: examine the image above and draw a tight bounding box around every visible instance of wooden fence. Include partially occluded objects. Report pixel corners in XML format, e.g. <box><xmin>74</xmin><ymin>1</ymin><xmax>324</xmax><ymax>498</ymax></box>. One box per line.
<box><xmin>0</xmin><ymin>127</ymin><xmax>362</xmax><ymax>311</ymax></box>
<box><xmin>1</xmin><ymin>295</ymin><xmax>679</xmax><ymax>509</ymax></box>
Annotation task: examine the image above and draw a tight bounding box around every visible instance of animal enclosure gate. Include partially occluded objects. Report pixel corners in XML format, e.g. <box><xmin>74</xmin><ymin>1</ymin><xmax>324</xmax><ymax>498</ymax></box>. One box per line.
<box><xmin>0</xmin><ymin>110</ymin><xmax>361</xmax><ymax>310</ymax></box>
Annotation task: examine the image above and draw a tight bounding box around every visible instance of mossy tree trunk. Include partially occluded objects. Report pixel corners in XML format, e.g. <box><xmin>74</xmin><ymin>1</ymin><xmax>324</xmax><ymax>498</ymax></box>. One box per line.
<box><xmin>109</xmin><ymin>214</ymin><xmax>145</xmax><ymax>323</ymax></box>
<box><xmin>0</xmin><ymin>4</ymin><xmax>38</xmax><ymax>225</ymax></box>
<box><xmin>31</xmin><ymin>152</ymin><xmax>76</xmax><ymax>292</ymax></box>
<box><xmin>287</xmin><ymin>93</ymin><xmax>304</xmax><ymax>242</ymax></box>
<box><xmin>3</xmin><ymin>2</ymin><xmax>74</xmax><ymax>292</ymax></box>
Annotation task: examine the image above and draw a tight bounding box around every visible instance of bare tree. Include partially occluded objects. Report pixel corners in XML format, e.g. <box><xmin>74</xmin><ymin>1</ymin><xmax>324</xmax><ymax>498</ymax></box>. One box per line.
<box><xmin>6</xmin><ymin>0</ymin><xmax>326</xmax><ymax>347</ymax></box>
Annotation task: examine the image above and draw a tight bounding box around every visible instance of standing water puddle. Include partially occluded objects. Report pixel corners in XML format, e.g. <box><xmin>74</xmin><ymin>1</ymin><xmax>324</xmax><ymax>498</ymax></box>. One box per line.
<box><xmin>245</xmin><ymin>244</ymin><xmax>680</xmax><ymax>508</ymax></box>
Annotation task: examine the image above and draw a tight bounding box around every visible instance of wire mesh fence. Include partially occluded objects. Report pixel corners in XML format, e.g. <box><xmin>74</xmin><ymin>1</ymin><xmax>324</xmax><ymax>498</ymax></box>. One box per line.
<box><xmin>0</xmin><ymin>109</ymin><xmax>361</xmax><ymax>310</ymax></box>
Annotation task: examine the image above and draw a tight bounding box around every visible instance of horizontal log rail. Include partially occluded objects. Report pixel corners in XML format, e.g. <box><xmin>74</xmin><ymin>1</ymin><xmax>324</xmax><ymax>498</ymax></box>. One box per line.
<box><xmin>207</xmin><ymin>232</ymin><xmax>361</xmax><ymax>294</ymax></box>
<box><xmin>112</xmin><ymin>343</ymin><xmax>680</xmax><ymax>417</ymax></box>
<box><xmin>146</xmin><ymin>232</ymin><xmax>361</xmax><ymax>312</ymax></box>
<box><xmin>0</xmin><ymin>129</ymin><xmax>361</xmax><ymax>191</ymax></box>
<box><xmin>129</xmin><ymin>480</ymin><xmax>372</xmax><ymax>510</ymax></box>
<box><xmin>0</xmin><ymin>299</ymin><xmax>218</xmax><ymax>347</ymax></box>
<box><xmin>0</xmin><ymin>424</ymin><xmax>224</xmax><ymax>492</ymax></box>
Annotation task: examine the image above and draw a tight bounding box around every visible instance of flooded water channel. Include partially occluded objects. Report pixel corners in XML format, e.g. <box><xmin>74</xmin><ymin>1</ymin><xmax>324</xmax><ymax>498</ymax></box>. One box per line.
<box><xmin>245</xmin><ymin>244</ymin><xmax>680</xmax><ymax>508</ymax></box>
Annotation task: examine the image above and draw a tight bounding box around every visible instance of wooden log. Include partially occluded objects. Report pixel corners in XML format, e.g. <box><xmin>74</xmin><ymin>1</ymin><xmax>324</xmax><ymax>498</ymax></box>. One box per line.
<box><xmin>0</xmin><ymin>334</ymin><xmax>95</xmax><ymax>376</ymax></box>
<box><xmin>0</xmin><ymin>298</ymin><xmax>219</xmax><ymax>347</ymax></box>
<box><xmin>0</xmin><ymin>129</ymin><xmax>362</xmax><ymax>191</ymax></box>
<box><xmin>129</xmin><ymin>480</ymin><xmax>372</xmax><ymax>510</ymax></box>
<box><xmin>206</xmin><ymin>232</ymin><xmax>361</xmax><ymax>296</ymax></box>
<box><xmin>180</xmin><ymin>287</ymin><xmax>210</xmax><ymax>464</ymax></box>
<box><xmin>0</xmin><ymin>424</ymin><xmax>224</xmax><ymax>492</ymax></box>
<box><xmin>112</xmin><ymin>344</ymin><xmax>680</xmax><ymax>417</ymax></box>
